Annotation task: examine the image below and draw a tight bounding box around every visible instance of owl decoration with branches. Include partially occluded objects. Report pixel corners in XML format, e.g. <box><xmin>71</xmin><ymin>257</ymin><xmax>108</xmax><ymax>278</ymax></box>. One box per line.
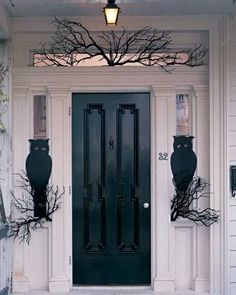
<box><xmin>26</xmin><ymin>139</ymin><xmax>52</xmax><ymax>218</ymax></box>
<box><xmin>170</xmin><ymin>135</ymin><xmax>219</xmax><ymax>226</ymax></box>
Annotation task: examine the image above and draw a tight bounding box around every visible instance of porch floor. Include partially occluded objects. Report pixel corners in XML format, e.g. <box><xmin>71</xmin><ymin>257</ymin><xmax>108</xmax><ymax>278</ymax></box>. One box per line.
<box><xmin>13</xmin><ymin>288</ymin><xmax>210</xmax><ymax>295</ymax></box>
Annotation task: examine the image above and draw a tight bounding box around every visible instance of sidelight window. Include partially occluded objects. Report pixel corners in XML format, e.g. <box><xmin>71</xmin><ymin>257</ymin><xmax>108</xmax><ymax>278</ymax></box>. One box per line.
<box><xmin>33</xmin><ymin>95</ymin><xmax>47</xmax><ymax>139</ymax></box>
<box><xmin>176</xmin><ymin>94</ymin><xmax>192</xmax><ymax>136</ymax></box>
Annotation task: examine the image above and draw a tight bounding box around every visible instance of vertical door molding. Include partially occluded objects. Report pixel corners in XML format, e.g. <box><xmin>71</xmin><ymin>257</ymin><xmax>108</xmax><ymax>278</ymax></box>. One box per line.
<box><xmin>151</xmin><ymin>84</ymin><xmax>176</xmax><ymax>292</ymax></box>
<box><xmin>47</xmin><ymin>87</ymin><xmax>70</xmax><ymax>292</ymax></box>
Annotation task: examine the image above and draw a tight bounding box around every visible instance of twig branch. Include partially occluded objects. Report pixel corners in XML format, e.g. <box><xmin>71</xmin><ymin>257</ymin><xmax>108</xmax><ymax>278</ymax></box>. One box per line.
<box><xmin>9</xmin><ymin>172</ymin><xmax>64</xmax><ymax>244</ymax></box>
<box><xmin>33</xmin><ymin>18</ymin><xmax>207</xmax><ymax>70</ymax></box>
<box><xmin>171</xmin><ymin>177</ymin><xmax>220</xmax><ymax>226</ymax></box>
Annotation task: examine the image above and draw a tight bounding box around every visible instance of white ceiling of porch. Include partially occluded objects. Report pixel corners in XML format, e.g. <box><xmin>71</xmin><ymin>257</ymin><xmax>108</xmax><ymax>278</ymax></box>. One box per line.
<box><xmin>1</xmin><ymin>0</ymin><xmax>235</xmax><ymax>17</ymax></box>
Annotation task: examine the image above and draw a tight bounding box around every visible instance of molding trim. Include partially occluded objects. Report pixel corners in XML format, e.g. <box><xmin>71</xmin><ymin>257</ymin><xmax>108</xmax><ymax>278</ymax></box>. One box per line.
<box><xmin>153</xmin><ymin>278</ymin><xmax>175</xmax><ymax>292</ymax></box>
<box><xmin>49</xmin><ymin>280</ymin><xmax>70</xmax><ymax>293</ymax></box>
<box><xmin>194</xmin><ymin>278</ymin><xmax>210</xmax><ymax>292</ymax></box>
<box><xmin>13</xmin><ymin>276</ymin><xmax>29</xmax><ymax>293</ymax></box>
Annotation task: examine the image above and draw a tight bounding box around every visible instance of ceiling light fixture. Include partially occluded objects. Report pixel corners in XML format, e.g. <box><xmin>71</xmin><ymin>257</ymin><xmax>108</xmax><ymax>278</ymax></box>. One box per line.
<box><xmin>103</xmin><ymin>0</ymin><xmax>120</xmax><ymax>26</ymax></box>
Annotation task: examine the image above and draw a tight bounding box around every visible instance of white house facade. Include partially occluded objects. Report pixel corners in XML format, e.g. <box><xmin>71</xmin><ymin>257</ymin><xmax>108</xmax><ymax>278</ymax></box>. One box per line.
<box><xmin>0</xmin><ymin>1</ymin><xmax>236</xmax><ymax>295</ymax></box>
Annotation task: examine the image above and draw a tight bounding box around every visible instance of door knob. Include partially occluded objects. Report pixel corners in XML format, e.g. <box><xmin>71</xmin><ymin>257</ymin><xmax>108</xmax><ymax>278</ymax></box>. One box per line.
<box><xmin>143</xmin><ymin>202</ymin><xmax>149</xmax><ymax>209</ymax></box>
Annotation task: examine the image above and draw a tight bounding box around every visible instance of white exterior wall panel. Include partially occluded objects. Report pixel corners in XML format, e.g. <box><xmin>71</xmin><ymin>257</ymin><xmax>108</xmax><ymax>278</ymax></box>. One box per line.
<box><xmin>228</xmin><ymin>20</ymin><xmax>236</xmax><ymax>295</ymax></box>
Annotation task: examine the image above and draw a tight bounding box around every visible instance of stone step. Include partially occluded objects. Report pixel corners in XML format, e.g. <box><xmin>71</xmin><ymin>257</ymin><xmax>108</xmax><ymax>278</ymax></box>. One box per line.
<box><xmin>14</xmin><ymin>288</ymin><xmax>210</xmax><ymax>295</ymax></box>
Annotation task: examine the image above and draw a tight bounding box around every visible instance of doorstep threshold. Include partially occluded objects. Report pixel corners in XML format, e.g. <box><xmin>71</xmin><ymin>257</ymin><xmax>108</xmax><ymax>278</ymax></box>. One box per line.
<box><xmin>73</xmin><ymin>286</ymin><xmax>151</xmax><ymax>290</ymax></box>
<box><xmin>72</xmin><ymin>286</ymin><xmax>153</xmax><ymax>294</ymax></box>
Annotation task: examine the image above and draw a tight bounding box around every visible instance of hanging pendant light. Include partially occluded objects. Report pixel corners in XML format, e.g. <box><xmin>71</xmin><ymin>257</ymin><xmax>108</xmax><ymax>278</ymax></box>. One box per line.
<box><xmin>103</xmin><ymin>0</ymin><xmax>120</xmax><ymax>26</ymax></box>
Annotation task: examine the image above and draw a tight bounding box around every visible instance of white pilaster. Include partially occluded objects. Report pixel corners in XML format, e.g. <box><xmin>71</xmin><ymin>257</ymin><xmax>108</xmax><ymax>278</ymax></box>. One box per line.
<box><xmin>47</xmin><ymin>87</ymin><xmax>70</xmax><ymax>292</ymax></box>
<box><xmin>152</xmin><ymin>85</ymin><xmax>175</xmax><ymax>292</ymax></box>
<box><xmin>192</xmin><ymin>85</ymin><xmax>210</xmax><ymax>292</ymax></box>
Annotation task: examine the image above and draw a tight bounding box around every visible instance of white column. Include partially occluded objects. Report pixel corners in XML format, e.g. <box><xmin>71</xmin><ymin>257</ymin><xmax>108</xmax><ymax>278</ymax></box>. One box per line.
<box><xmin>193</xmin><ymin>85</ymin><xmax>210</xmax><ymax>292</ymax></box>
<box><xmin>151</xmin><ymin>85</ymin><xmax>176</xmax><ymax>292</ymax></box>
<box><xmin>47</xmin><ymin>87</ymin><xmax>70</xmax><ymax>292</ymax></box>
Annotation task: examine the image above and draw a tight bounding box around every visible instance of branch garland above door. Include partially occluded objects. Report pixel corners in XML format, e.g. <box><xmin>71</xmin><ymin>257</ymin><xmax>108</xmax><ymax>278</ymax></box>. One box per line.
<box><xmin>33</xmin><ymin>17</ymin><xmax>207</xmax><ymax>71</ymax></box>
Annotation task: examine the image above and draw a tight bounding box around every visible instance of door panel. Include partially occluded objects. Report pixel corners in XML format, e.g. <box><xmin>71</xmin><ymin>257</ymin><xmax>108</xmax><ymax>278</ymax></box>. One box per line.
<box><xmin>72</xmin><ymin>93</ymin><xmax>150</xmax><ymax>285</ymax></box>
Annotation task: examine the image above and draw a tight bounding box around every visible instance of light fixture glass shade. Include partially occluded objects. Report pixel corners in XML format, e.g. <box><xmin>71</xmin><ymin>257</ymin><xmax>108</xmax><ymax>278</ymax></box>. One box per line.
<box><xmin>103</xmin><ymin>0</ymin><xmax>120</xmax><ymax>26</ymax></box>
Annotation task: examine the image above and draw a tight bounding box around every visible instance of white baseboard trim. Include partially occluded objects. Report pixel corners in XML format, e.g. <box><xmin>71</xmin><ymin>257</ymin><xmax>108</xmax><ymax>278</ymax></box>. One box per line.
<box><xmin>194</xmin><ymin>278</ymin><xmax>210</xmax><ymax>292</ymax></box>
<box><xmin>153</xmin><ymin>277</ymin><xmax>175</xmax><ymax>292</ymax></box>
<box><xmin>49</xmin><ymin>279</ymin><xmax>70</xmax><ymax>292</ymax></box>
<box><xmin>13</xmin><ymin>276</ymin><xmax>29</xmax><ymax>293</ymax></box>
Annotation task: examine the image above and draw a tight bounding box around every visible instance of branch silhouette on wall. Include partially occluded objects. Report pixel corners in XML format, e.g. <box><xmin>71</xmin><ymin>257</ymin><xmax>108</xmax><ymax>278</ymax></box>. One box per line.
<box><xmin>33</xmin><ymin>17</ymin><xmax>207</xmax><ymax>70</ymax></box>
<box><xmin>170</xmin><ymin>136</ymin><xmax>219</xmax><ymax>226</ymax></box>
<box><xmin>9</xmin><ymin>139</ymin><xmax>63</xmax><ymax>243</ymax></box>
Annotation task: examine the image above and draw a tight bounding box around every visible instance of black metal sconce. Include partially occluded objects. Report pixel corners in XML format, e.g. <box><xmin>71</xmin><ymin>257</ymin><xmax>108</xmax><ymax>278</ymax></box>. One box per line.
<box><xmin>230</xmin><ymin>165</ymin><xmax>236</xmax><ymax>197</ymax></box>
<box><xmin>103</xmin><ymin>0</ymin><xmax>120</xmax><ymax>26</ymax></box>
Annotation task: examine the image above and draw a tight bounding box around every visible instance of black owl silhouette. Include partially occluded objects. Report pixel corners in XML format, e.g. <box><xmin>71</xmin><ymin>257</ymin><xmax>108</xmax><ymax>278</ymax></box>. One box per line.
<box><xmin>170</xmin><ymin>136</ymin><xmax>197</xmax><ymax>192</ymax></box>
<box><xmin>26</xmin><ymin>139</ymin><xmax>52</xmax><ymax>218</ymax></box>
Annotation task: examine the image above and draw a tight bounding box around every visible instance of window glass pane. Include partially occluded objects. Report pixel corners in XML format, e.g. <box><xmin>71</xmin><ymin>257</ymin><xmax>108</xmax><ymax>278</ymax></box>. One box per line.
<box><xmin>34</xmin><ymin>95</ymin><xmax>47</xmax><ymax>139</ymax></box>
<box><xmin>176</xmin><ymin>94</ymin><xmax>191</xmax><ymax>136</ymax></box>
<box><xmin>33</xmin><ymin>52</ymin><xmax>189</xmax><ymax>67</ymax></box>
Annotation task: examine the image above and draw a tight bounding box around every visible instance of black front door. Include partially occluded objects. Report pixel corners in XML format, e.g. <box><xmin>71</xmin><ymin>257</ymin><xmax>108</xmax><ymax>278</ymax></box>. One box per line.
<box><xmin>72</xmin><ymin>93</ymin><xmax>150</xmax><ymax>285</ymax></box>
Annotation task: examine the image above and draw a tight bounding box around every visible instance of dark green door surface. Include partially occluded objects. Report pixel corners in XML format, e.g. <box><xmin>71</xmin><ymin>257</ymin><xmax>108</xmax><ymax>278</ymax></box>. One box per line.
<box><xmin>72</xmin><ymin>93</ymin><xmax>150</xmax><ymax>285</ymax></box>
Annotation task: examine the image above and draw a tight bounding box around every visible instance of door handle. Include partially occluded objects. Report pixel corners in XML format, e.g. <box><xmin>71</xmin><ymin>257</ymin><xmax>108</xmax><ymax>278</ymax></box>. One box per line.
<box><xmin>143</xmin><ymin>202</ymin><xmax>149</xmax><ymax>209</ymax></box>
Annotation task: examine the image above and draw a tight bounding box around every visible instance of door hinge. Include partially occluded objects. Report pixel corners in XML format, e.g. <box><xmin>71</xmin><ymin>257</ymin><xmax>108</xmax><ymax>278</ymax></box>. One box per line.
<box><xmin>69</xmin><ymin>256</ymin><xmax>72</xmax><ymax>265</ymax></box>
<box><xmin>69</xmin><ymin>185</ymin><xmax>72</xmax><ymax>195</ymax></box>
<box><xmin>69</xmin><ymin>107</ymin><xmax>71</xmax><ymax>116</ymax></box>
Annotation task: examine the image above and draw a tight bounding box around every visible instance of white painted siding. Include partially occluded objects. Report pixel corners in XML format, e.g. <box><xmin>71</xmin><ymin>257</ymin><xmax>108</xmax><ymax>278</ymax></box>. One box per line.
<box><xmin>228</xmin><ymin>19</ymin><xmax>236</xmax><ymax>295</ymax></box>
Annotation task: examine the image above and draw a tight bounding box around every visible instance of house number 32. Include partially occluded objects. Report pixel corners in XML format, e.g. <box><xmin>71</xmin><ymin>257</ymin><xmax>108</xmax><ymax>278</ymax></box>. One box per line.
<box><xmin>158</xmin><ymin>152</ymin><xmax>168</xmax><ymax>160</ymax></box>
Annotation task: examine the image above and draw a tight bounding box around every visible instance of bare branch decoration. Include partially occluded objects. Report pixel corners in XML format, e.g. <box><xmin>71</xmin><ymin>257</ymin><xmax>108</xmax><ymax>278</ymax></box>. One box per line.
<box><xmin>33</xmin><ymin>17</ymin><xmax>207</xmax><ymax>70</ymax></box>
<box><xmin>9</xmin><ymin>171</ymin><xmax>63</xmax><ymax>244</ymax></box>
<box><xmin>171</xmin><ymin>177</ymin><xmax>220</xmax><ymax>226</ymax></box>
